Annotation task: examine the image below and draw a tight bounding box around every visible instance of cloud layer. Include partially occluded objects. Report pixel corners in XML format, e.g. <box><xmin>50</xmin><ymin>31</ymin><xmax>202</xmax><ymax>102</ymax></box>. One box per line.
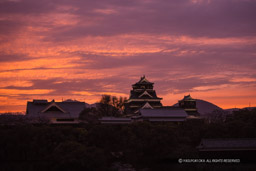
<box><xmin>0</xmin><ymin>0</ymin><xmax>256</xmax><ymax>112</ymax></box>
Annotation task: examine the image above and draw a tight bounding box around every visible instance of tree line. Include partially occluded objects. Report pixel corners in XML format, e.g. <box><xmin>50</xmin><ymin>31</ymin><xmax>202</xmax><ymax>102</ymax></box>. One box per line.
<box><xmin>79</xmin><ymin>95</ymin><xmax>127</xmax><ymax>123</ymax></box>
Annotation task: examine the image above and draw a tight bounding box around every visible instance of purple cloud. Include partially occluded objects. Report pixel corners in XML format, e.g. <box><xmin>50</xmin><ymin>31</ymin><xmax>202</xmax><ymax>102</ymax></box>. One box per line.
<box><xmin>0</xmin><ymin>0</ymin><xmax>256</xmax><ymax>111</ymax></box>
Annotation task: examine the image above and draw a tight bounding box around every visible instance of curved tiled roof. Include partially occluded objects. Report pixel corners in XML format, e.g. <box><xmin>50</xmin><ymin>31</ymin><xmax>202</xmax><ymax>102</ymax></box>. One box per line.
<box><xmin>26</xmin><ymin>100</ymin><xmax>85</xmax><ymax>119</ymax></box>
<box><xmin>132</xmin><ymin>75</ymin><xmax>154</xmax><ymax>85</ymax></box>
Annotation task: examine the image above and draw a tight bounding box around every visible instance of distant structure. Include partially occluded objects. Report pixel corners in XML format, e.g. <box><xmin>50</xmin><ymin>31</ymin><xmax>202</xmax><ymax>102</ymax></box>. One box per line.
<box><xmin>124</xmin><ymin>75</ymin><xmax>162</xmax><ymax>114</ymax></box>
<box><xmin>99</xmin><ymin>108</ymin><xmax>187</xmax><ymax>124</ymax></box>
<box><xmin>25</xmin><ymin>77</ymin><xmax>201</xmax><ymax>124</ymax></box>
<box><xmin>197</xmin><ymin>139</ymin><xmax>256</xmax><ymax>160</ymax></box>
<box><xmin>179</xmin><ymin>94</ymin><xmax>199</xmax><ymax>116</ymax></box>
<box><xmin>139</xmin><ymin>108</ymin><xmax>187</xmax><ymax>122</ymax></box>
<box><xmin>26</xmin><ymin>99</ymin><xmax>85</xmax><ymax>124</ymax></box>
<box><xmin>119</xmin><ymin>76</ymin><xmax>188</xmax><ymax>123</ymax></box>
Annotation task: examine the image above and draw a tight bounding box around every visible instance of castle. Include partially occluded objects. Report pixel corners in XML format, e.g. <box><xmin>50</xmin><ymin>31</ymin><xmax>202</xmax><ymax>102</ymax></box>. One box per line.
<box><xmin>124</xmin><ymin>75</ymin><xmax>163</xmax><ymax>114</ymax></box>
<box><xmin>26</xmin><ymin>76</ymin><xmax>198</xmax><ymax>124</ymax></box>
<box><xmin>119</xmin><ymin>76</ymin><xmax>198</xmax><ymax>123</ymax></box>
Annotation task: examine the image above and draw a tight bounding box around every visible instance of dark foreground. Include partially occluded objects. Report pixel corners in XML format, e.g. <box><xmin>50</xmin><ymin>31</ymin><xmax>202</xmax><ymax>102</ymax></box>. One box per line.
<box><xmin>1</xmin><ymin>109</ymin><xmax>256</xmax><ymax>171</ymax></box>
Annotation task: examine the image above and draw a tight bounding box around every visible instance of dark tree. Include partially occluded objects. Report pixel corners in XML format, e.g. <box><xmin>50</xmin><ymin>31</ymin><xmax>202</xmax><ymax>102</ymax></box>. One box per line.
<box><xmin>97</xmin><ymin>94</ymin><xmax>127</xmax><ymax>117</ymax></box>
<box><xmin>205</xmin><ymin>109</ymin><xmax>228</xmax><ymax>124</ymax></box>
<box><xmin>79</xmin><ymin>107</ymin><xmax>99</xmax><ymax>124</ymax></box>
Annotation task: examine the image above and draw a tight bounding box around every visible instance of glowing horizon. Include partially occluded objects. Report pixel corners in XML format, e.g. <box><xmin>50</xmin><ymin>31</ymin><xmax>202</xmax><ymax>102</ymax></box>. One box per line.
<box><xmin>0</xmin><ymin>0</ymin><xmax>256</xmax><ymax>113</ymax></box>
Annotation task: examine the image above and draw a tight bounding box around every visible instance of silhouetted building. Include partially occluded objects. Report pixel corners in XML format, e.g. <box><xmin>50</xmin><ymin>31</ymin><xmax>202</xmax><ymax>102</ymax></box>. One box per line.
<box><xmin>26</xmin><ymin>99</ymin><xmax>85</xmax><ymax>124</ymax></box>
<box><xmin>139</xmin><ymin>108</ymin><xmax>187</xmax><ymax>122</ymax></box>
<box><xmin>124</xmin><ymin>76</ymin><xmax>162</xmax><ymax>114</ymax></box>
<box><xmin>179</xmin><ymin>94</ymin><xmax>199</xmax><ymax>116</ymax></box>
<box><xmin>197</xmin><ymin>139</ymin><xmax>256</xmax><ymax>161</ymax></box>
<box><xmin>99</xmin><ymin>108</ymin><xmax>187</xmax><ymax>124</ymax></box>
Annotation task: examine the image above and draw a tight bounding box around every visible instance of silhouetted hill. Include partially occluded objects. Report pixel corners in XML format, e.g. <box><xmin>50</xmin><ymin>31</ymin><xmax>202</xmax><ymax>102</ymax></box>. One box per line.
<box><xmin>196</xmin><ymin>99</ymin><xmax>223</xmax><ymax>115</ymax></box>
<box><xmin>224</xmin><ymin>107</ymin><xmax>256</xmax><ymax>114</ymax></box>
<box><xmin>173</xmin><ymin>99</ymin><xmax>223</xmax><ymax>115</ymax></box>
<box><xmin>243</xmin><ymin>107</ymin><xmax>256</xmax><ymax>110</ymax></box>
<box><xmin>224</xmin><ymin>108</ymin><xmax>240</xmax><ymax>113</ymax></box>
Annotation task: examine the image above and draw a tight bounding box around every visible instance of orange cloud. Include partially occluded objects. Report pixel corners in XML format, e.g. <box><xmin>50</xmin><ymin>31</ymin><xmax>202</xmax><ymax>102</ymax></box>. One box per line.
<box><xmin>0</xmin><ymin>0</ymin><xmax>256</xmax><ymax>113</ymax></box>
<box><xmin>0</xmin><ymin>89</ymin><xmax>54</xmax><ymax>95</ymax></box>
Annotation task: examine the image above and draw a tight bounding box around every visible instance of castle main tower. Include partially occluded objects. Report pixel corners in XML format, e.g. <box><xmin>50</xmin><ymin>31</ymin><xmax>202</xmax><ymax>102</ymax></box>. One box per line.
<box><xmin>124</xmin><ymin>76</ymin><xmax>162</xmax><ymax>114</ymax></box>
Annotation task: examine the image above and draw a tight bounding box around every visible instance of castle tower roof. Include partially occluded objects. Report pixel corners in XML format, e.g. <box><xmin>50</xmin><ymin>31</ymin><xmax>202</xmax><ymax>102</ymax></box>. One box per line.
<box><xmin>132</xmin><ymin>75</ymin><xmax>154</xmax><ymax>86</ymax></box>
<box><xmin>125</xmin><ymin>76</ymin><xmax>162</xmax><ymax>114</ymax></box>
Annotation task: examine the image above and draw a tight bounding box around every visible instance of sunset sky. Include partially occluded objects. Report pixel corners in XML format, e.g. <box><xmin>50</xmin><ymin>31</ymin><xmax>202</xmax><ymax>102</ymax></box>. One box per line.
<box><xmin>0</xmin><ymin>0</ymin><xmax>256</xmax><ymax>112</ymax></box>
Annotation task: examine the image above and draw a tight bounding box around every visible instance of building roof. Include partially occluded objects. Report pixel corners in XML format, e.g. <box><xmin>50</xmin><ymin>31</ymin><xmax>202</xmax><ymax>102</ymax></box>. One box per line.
<box><xmin>41</xmin><ymin>102</ymin><xmax>67</xmax><ymax>113</ymax></box>
<box><xmin>139</xmin><ymin>90</ymin><xmax>153</xmax><ymax>98</ymax></box>
<box><xmin>129</xmin><ymin>90</ymin><xmax>161</xmax><ymax>99</ymax></box>
<box><xmin>26</xmin><ymin>100</ymin><xmax>85</xmax><ymax>119</ymax></box>
<box><xmin>132</xmin><ymin>75</ymin><xmax>154</xmax><ymax>86</ymax></box>
<box><xmin>180</xmin><ymin>94</ymin><xmax>195</xmax><ymax>101</ymax></box>
<box><xmin>198</xmin><ymin>139</ymin><xmax>256</xmax><ymax>151</ymax></box>
<box><xmin>33</xmin><ymin>99</ymin><xmax>48</xmax><ymax>104</ymax></box>
<box><xmin>141</xmin><ymin>102</ymin><xmax>153</xmax><ymax>109</ymax></box>
<box><xmin>140</xmin><ymin>108</ymin><xmax>187</xmax><ymax>118</ymax></box>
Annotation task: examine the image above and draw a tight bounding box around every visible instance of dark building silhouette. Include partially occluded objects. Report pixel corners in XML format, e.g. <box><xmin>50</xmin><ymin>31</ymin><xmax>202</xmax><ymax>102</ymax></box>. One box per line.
<box><xmin>26</xmin><ymin>99</ymin><xmax>85</xmax><ymax>123</ymax></box>
<box><xmin>139</xmin><ymin>108</ymin><xmax>187</xmax><ymax>122</ymax></box>
<box><xmin>179</xmin><ymin>94</ymin><xmax>199</xmax><ymax>116</ymax></box>
<box><xmin>124</xmin><ymin>76</ymin><xmax>162</xmax><ymax>114</ymax></box>
<box><xmin>197</xmin><ymin>139</ymin><xmax>256</xmax><ymax>162</ymax></box>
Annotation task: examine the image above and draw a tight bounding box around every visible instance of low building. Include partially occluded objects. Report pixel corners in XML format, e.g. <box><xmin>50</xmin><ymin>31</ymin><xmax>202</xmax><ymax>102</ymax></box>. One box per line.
<box><xmin>99</xmin><ymin>108</ymin><xmax>188</xmax><ymax>124</ymax></box>
<box><xmin>26</xmin><ymin>99</ymin><xmax>85</xmax><ymax>124</ymax></box>
<box><xmin>197</xmin><ymin>139</ymin><xmax>256</xmax><ymax>161</ymax></box>
<box><xmin>179</xmin><ymin>94</ymin><xmax>200</xmax><ymax>116</ymax></box>
<box><xmin>139</xmin><ymin>108</ymin><xmax>188</xmax><ymax>122</ymax></box>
